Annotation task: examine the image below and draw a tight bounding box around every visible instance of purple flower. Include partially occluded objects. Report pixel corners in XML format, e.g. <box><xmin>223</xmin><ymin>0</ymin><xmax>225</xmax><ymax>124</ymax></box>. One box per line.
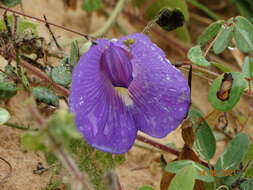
<box><xmin>69</xmin><ymin>33</ymin><xmax>190</xmax><ymax>154</ymax></box>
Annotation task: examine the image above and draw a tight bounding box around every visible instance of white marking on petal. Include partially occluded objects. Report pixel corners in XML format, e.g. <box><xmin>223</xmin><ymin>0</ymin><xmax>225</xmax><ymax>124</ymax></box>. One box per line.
<box><xmin>115</xmin><ymin>87</ymin><xmax>134</xmax><ymax>107</ymax></box>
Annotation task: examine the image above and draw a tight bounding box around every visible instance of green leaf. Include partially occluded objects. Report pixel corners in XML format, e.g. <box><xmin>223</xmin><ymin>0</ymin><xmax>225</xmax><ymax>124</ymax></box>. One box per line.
<box><xmin>0</xmin><ymin>82</ymin><xmax>18</xmax><ymax>100</ymax></box>
<box><xmin>168</xmin><ymin>165</ymin><xmax>197</xmax><ymax>190</ymax></box>
<box><xmin>21</xmin><ymin>132</ymin><xmax>47</xmax><ymax>151</ymax></box>
<box><xmin>166</xmin><ymin>160</ymin><xmax>214</xmax><ymax>183</ymax></box>
<box><xmin>208</xmin><ymin>72</ymin><xmax>247</xmax><ymax>111</ymax></box>
<box><xmin>0</xmin><ymin>107</ymin><xmax>10</xmax><ymax>124</ymax></box>
<box><xmin>80</xmin><ymin>41</ymin><xmax>92</xmax><ymax>54</ymax></box>
<box><xmin>242</xmin><ymin>56</ymin><xmax>253</xmax><ymax>78</ymax></box>
<box><xmin>68</xmin><ymin>138</ymin><xmax>125</xmax><ymax>190</ymax></box>
<box><xmin>69</xmin><ymin>40</ymin><xmax>80</xmax><ymax>66</ymax></box>
<box><xmin>0</xmin><ymin>16</ymin><xmax>38</xmax><ymax>34</ymax></box>
<box><xmin>189</xmin><ymin>109</ymin><xmax>216</xmax><ymax>161</ymax></box>
<box><xmin>234</xmin><ymin>16</ymin><xmax>253</xmax><ymax>53</ymax></box>
<box><xmin>244</xmin><ymin>143</ymin><xmax>253</xmax><ymax>177</ymax></box>
<box><xmin>244</xmin><ymin>144</ymin><xmax>253</xmax><ymax>162</ymax></box>
<box><xmin>48</xmin><ymin>110</ymin><xmax>82</xmax><ymax>146</ymax></box>
<box><xmin>215</xmin><ymin>133</ymin><xmax>249</xmax><ymax>171</ymax></box>
<box><xmin>213</xmin><ymin>25</ymin><xmax>234</xmax><ymax>54</ymax></box>
<box><xmin>211</xmin><ymin>62</ymin><xmax>231</xmax><ymax>73</ymax></box>
<box><xmin>0</xmin><ymin>0</ymin><xmax>21</xmax><ymax>7</ymax></box>
<box><xmin>197</xmin><ymin>20</ymin><xmax>224</xmax><ymax>47</ymax></box>
<box><xmin>137</xmin><ymin>186</ymin><xmax>154</xmax><ymax>190</ymax></box>
<box><xmin>32</xmin><ymin>87</ymin><xmax>59</xmax><ymax>107</ymax></box>
<box><xmin>240</xmin><ymin>179</ymin><xmax>253</xmax><ymax>190</ymax></box>
<box><xmin>187</xmin><ymin>45</ymin><xmax>211</xmax><ymax>66</ymax></box>
<box><xmin>51</xmin><ymin>66</ymin><xmax>71</xmax><ymax>87</ymax></box>
<box><xmin>82</xmin><ymin>0</ymin><xmax>102</xmax><ymax>12</ymax></box>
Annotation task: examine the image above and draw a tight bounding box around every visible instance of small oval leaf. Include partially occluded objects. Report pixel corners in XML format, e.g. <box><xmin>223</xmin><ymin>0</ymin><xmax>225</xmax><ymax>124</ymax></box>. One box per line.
<box><xmin>0</xmin><ymin>82</ymin><xmax>18</xmax><ymax>100</ymax></box>
<box><xmin>197</xmin><ymin>20</ymin><xmax>224</xmax><ymax>47</ymax></box>
<box><xmin>189</xmin><ymin>109</ymin><xmax>216</xmax><ymax>161</ymax></box>
<box><xmin>213</xmin><ymin>25</ymin><xmax>234</xmax><ymax>54</ymax></box>
<box><xmin>168</xmin><ymin>165</ymin><xmax>197</xmax><ymax>190</ymax></box>
<box><xmin>165</xmin><ymin>160</ymin><xmax>214</xmax><ymax>183</ymax></box>
<box><xmin>208</xmin><ymin>72</ymin><xmax>247</xmax><ymax>111</ymax></box>
<box><xmin>234</xmin><ymin>16</ymin><xmax>253</xmax><ymax>53</ymax></box>
<box><xmin>32</xmin><ymin>87</ymin><xmax>59</xmax><ymax>107</ymax></box>
<box><xmin>215</xmin><ymin>133</ymin><xmax>249</xmax><ymax>171</ymax></box>
<box><xmin>187</xmin><ymin>45</ymin><xmax>211</xmax><ymax>66</ymax></box>
<box><xmin>0</xmin><ymin>107</ymin><xmax>10</xmax><ymax>124</ymax></box>
<box><xmin>51</xmin><ymin>66</ymin><xmax>71</xmax><ymax>87</ymax></box>
<box><xmin>242</xmin><ymin>56</ymin><xmax>253</xmax><ymax>78</ymax></box>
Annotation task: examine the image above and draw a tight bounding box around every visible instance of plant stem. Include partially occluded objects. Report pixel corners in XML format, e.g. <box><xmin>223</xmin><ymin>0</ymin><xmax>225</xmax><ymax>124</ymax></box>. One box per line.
<box><xmin>91</xmin><ymin>0</ymin><xmax>128</xmax><ymax>38</ymax></box>
<box><xmin>136</xmin><ymin>135</ymin><xmax>180</xmax><ymax>156</ymax></box>
<box><xmin>4</xmin><ymin>122</ymin><xmax>38</xmax><ymax>131</ymax></box>
<box><xmin>0</xmin><ymin>5</ymin><xmax>90</xmax><ymax>40</ymax></box>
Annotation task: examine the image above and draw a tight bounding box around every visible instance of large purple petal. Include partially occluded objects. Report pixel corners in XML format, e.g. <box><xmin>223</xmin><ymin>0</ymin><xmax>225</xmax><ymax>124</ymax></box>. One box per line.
<box><xmin>69</xmin><ymin>40</ymin><xmax>137</xmax><ymax>154</ymax></box>
<box><xmin>119</xmin><ymin>33</ymin><xmax>190</xmax><ymax>138</ymax></box>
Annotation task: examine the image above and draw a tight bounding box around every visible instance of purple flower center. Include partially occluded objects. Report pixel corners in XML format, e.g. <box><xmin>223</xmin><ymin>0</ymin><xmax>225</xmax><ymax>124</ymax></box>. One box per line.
<box><xmin>100</xmin><ymin>43</ymin><xmax>133</xmax><ymax>88</ymax></box>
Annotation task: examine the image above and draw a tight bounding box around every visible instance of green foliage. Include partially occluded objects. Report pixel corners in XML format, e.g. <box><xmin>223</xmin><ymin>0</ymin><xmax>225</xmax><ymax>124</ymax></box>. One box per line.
<box><xmin>187</xmin><ymin>45</ymin><xmax>211</xmax><ymax>66</ymax></box>
<box><xmin>0</xmin><ymin>16</ymin><xmax>38</xmax><ymax>34</ymax></box>
<box><xmin>231</xmin><ymin>0</ymin><xmax>253</xmax><ymax>23</ymax></box>
<box><xmin>188</xmin><ymin>109</ymin><xmax>216</xmax><ymax>161</ymax></box>
<box><xmin>211</xmin><ymin>62</ymin><xmax>231</xmax><ymax>73</ymax></box>
<box><xmin>51</xmin><ymin>66</ymin><xmax>71</xmax><ymax>87</ymax></box>
<box><xmin>215</xmin><ymin>133</ymin><xmax>249</xmax><ymax>171</ymax></box>
<box><xmin>208</xmin><ymin>72</ymin><xmax>247</xmax><ymax>111</ymax></box>
<box><xmin>32</xmin><ymin>87</ymin><xmax>59</xmax><ymax>107</ymax></box>
<box><xmin>82</xmin><ymin>0</ymin><xmax>102</xmax><ymax>12</ymax></box>
<box><xmin>197</xmin><ymin>20</ymin><xmax>224</xmax><ymax>47</ymax></box>
<box><xmin>0</xmin><ymin>0</ymin><xmax>21</xmax><ymax>7</ymax></box>
<box><xmin>234</xmin><ymin>16</ymin><xmax>253</xmax><ymax>53</ymax></box>
<box><xmin>68</xmin><ymin>138</ymin><xmax>125</xmax><ymax>190</ymax></box>
<box><xmin>168</xmin><ymin>164</ymin><xmax>197</xmax><ymax>190</ymax></box>
<box><xmin>213</xmin><ymin>25</ymin><xmax>234</xmax><ymax>54</ymax></box>
<box><xmin>240</xmin><ymin>179</ymin><xmax>253</xmax><ymax>190</ymax></box>
<box><xmin>137</xmin><ymin>186</ymin><xmax>154</xmax><ymax>190</ymax></box>
<box><xmin>0</xmin><ymin>82</ymin><xmax>18</xmax><ymax>100</ymax></box>
<box><xmin>70</xmin><ymin>40</ymin><xmax>80</xmax><ymax>66</ymax></box>
<box><xmin>21</xmin><ymin>132</ymin><xmax>47</xmax><ymax>151</ymax></box>
<box><xmin>165</xmin><ymin>160</ymin><xmax>214</xmax><ymax>182</ymax></box>
<box><xmin>0</xmin><ymin>107</ymin><xmax>10</xmax><ymax>124</ymax></box>
<box><xmin>48</xmin><ymin>110</ymin><xmax>82</xmax><ymax>146</ymax></box>
<box><xmin>243</xmin><ymin>56</ymin><xmax>253</xmax><ymax>78</ymax></box>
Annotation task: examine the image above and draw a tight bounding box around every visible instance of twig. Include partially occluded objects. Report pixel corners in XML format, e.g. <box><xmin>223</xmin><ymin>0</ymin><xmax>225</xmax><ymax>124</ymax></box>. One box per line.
<box><xmin>4</xmin><ymin>122</ymin><xmax>38</xmax><ymax>131</ymax></box>
<box><xmin>0</xmin><ymin>5</ymin><xmax>90</xmax><ymax>40</ymax></box>
<box><xmin>43</xmin><ymin>15</ymin><xmax>62</xmax><ymax>50</ymax></box>
<box><xmin>136</xmin><ymin>135</ymin><xmax>180</xmax><ymax>156</ymax></box>
<box><xmin>0</xmin><ymin>157</ymin><xmax>12</xmax><ymax>185</ymax></box>
<box><xmin>91</xmin><ymin>0</ymin><xmax>128</xmax><ymax>37</ymax></box>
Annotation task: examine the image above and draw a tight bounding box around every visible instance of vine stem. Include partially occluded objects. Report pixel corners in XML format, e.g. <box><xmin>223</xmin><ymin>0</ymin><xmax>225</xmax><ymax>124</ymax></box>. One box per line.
<box><xmin>0</xmin><ymin>5</ymin><xmax>90</xmax><ymax>40</ymax></box>
<box><xmin>91</xmin><ymin>0</ymin><xmax>128</xmax><ymax>38</ymax></box>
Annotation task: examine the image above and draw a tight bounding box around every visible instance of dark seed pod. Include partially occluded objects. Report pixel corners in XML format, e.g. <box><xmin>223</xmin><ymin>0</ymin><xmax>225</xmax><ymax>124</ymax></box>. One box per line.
<box><xmin>156</xmin><ymin>8</ymin><xmax>185</xmax><ymax>31</ymax></box>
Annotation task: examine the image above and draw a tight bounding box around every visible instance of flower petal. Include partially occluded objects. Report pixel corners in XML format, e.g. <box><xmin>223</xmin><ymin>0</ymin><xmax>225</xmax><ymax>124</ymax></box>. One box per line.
<box><xmin>119</xmin><ymin>34</ymin><xmax>191</xmax><ymax>138</ymax></box>
<box><xmin>69</xmin><ymin>40</ymin><xmax>137</xmax><ymax>154</ymax></box>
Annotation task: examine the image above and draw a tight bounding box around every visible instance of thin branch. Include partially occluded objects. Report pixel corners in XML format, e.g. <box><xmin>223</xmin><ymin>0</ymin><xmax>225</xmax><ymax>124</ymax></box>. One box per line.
<box><xmin>0</xmin><ymin>5</ymin><xmax>90</xmax><ymax>40</ymax></box>
<box><xmin>136</xmin><ymin>135</ymin><xmax>180</xmax><ymax>156</ymax></box>
<box><xmin>43</xmin><ymin>15</ymin><xmax>62</xmax><ymax>50</ymax></box>
<box><xmin>0</xmin><ymin>157</ymin><xmax>12</xmax><ymax>185</ymax></box>
<box><xmin>91</xmin><ymin>0</ymin><xmax>128</xmax><ymax>37</ymax></box>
